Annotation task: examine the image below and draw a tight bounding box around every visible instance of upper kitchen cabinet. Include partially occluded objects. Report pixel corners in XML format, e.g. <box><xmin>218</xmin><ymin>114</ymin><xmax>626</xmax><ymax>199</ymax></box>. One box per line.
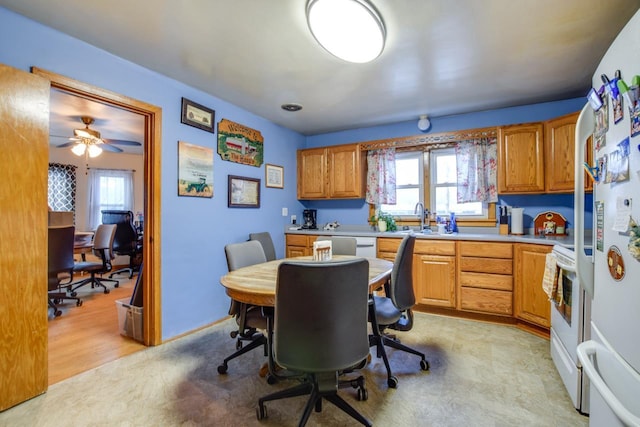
<box><xmin>297</xmin><ymin>143</ymin><xmax>365</xmax><ymax>199</ymax></box>
<box><xmin>498</xmin><ymin>123</ymin><xmax>545</xmax><ymax>194</ymax></box>
<box><xmin>544</xmin><ymin>112</ymin><xmax>593</xmax><ymax>193</ymax></box>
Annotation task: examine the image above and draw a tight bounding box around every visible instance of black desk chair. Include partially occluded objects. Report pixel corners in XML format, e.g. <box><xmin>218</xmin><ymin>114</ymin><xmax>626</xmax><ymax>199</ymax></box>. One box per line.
<box><xmin>368</xmin><ymin>234</ymin><xmax>429</xmax><ymax>388</ymax></box>
<box><xmin>48</xmin><ymin>225</ymin><xmax>82</xmax><ymax>317</ymax></box>
<box><xmin>69</xmin><ymin>224</ymin><xmax>119</xmax><ymax>295</ymax></box>
<box><xmin>257</xmin><ymin>259</ymin><xmax>371</xmax><ymax>427</ymax></box>
<box><xmin>315</xmin><ymin>236</ymin><xmax>357</xmax><ymax>255</ymax></box>
<box><xmin>217</xmin><ymin>240</ymin><xmax>269</xmax><ymax>375</ymax></box>
<box><xmin>102</xmin><ymin>210</ymin><xmax>142</xmax><ymax>279</ymax></box>
<box><xmin>249</xmin><ymin>231</ymin><xmax>276</xmax><ymax>261</ymax></box>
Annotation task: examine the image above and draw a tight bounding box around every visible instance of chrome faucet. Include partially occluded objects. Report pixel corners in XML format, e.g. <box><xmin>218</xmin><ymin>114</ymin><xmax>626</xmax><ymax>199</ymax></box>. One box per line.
<box><xmin>414</xmin><ymin>202</ymin><xmax>425</xmax><ymax>232</ymax></box>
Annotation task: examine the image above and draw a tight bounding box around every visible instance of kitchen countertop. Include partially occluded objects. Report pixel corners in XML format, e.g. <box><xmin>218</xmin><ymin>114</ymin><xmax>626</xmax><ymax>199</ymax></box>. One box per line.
<box><xmin>284</xmin><ymin>225</ymin><xmax>585</xmax><ymax>248</ymax></box>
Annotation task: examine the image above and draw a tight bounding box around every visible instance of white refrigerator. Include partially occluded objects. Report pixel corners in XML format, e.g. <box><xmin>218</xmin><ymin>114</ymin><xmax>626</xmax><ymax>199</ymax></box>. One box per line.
<box><xmin>575</xmin><ymin>9</ymin><xmax>640</xmax><ymax>427</ymax></box>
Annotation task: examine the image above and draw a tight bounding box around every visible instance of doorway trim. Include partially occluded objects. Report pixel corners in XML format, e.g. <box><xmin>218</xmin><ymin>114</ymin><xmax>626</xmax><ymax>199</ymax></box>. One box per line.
<box><xmin>33</xmin><ymin>67</ymin><xmax>162</xmax><ymax>345</ymax></box>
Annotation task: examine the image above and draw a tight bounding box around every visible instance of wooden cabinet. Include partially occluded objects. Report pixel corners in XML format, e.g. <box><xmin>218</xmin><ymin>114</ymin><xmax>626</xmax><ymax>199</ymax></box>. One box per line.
<box><xmin>377</xmin><ymin>237</ymin><xmax>400</xmax><ymax>261</ymax></box>
<box><xmin>514</xmin><ymin>243</ymin><xmax>551</xmax><ymax>328</ymax></box>
<box><xmin>458</xmin><ymin>241</ymin><xmax>513</xmax><ymax>316</ymax></box>
<box><xmin>285</xmin><ymin>234</ymin><xmax>320</xmax><ymax>257</ymax></box>
<box><xmin>297</xmin><ymin>143</ymin><xmax>365</xmax><ymax>199</ymax></box>
<box><xmin>498</xmin><ymin>123</ymin><xmax>545</xmax><ymax>194</ymax></box>
<box><xmin>413</xmin><ymin>240</ymin><xmax>456</xmax><ymax>308</ymax></box>
<box><xmin>545</xmin><ymin>112</ymin><xmax>593</xmax><ymax>193</ymax></box>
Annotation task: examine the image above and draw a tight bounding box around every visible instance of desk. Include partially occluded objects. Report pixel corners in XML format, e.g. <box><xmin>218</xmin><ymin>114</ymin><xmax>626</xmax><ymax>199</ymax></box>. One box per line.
<box><xmin>220</xmin><ymin>255</ymin><xmax>393</xmax><ymax>307</ymax></box>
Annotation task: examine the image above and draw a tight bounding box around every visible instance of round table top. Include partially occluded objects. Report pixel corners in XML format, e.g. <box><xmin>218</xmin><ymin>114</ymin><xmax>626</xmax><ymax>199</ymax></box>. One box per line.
<box><xmin>220</xmin><ymin>255</ymin><xmax>394</xmax><ymax>306</ymax></box>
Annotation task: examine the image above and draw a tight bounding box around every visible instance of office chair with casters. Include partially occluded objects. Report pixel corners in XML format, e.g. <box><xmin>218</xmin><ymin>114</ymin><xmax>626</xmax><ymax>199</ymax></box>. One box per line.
<box><xmin>69</xmin><ymin>223</ymin><xmax>119</xmax><ymax>295</ymax></box>
<box><xmin>48</xmin><ymin>225</ymin><xmax>82</xmax><ymax>317</ymax></box>
<box><xmin>102</xmin><ymin>210</ymin><xmax>142</xmax><ymax>279</ymax></box>
<box><xmin>257</xmin><ymin>259</ymin><xmax>372</xmax><ymax>427</ymax></box>
<box><xmin>315</xmin><ymin>236</ymin><xmax>357</xmax><ymax>255</ymax></box>
<box><xmin>249</xmin><ymin>231</ymin><xmax>276</xmax><ymax>261</ymax></box>
<box><xmin>369</xmin><ymin>234</ymin><xmax>429</xmax><ymax>388</ymax></box>
<box><xmin>218</xmin><ymin>240</ymin><xmax>269</xmax><ymax>375</ymax></box>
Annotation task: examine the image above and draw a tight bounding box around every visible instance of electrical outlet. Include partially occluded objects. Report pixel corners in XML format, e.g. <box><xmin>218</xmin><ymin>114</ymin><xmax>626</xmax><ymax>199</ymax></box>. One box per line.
<box><xmin>291</xmin><ymin>214</ymin><xmax>297</xmax><ymax>224</ymax></box>
<box><xmin>282</xmin><ymin>207</ymin><xmax>288</xmax><ymax>216</ymax></box>
<box><xmin>507</xmin><ymin>206</ymin><xmax>512</xmax><ymax>215</ymax></box>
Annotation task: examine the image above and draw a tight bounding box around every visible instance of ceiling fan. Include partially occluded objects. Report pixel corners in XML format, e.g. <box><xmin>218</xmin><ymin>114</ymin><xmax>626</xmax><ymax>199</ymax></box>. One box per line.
<box><xmin>56</xmin><ymin>116</ymin><xmax>142</xmax><ymax>157</ymax></box>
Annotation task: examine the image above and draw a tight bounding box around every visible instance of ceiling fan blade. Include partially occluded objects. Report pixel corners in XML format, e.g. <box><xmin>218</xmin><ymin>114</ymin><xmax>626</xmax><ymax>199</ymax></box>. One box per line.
<box><xmin>57</xmin><ymin>141</ymin><xmax>79</xmax><ymax>148</ymax></box>
<box><xmin>103</xmin><ymin>138</ymin><xmax>142</xmax><ymax>146</ymax></box>
<box><xmin>100</xmin><ymin>143</ymin><xmax>124</xmax><ymax>153</ymax></box>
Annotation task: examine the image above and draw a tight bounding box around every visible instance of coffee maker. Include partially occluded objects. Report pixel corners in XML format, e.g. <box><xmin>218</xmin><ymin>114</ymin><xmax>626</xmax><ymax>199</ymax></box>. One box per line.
<box><xmin>302</xmin><ymin>209</ymin><xmax>317</xmax><ymax>229</ymax></box>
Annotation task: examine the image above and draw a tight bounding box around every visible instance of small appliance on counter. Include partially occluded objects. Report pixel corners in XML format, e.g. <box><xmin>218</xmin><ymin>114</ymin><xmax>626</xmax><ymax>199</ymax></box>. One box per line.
<box><xmin>302</xmin><ymin>209</ymin><xmax>317</xmax><ymax>229</ymax></box>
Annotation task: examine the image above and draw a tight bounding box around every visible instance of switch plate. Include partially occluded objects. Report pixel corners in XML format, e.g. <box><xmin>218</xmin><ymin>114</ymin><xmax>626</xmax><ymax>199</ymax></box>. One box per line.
<box><xmin>282</xmin><ymin>207</ymin><xmax>288</xmax><ymax>216</ymax></box>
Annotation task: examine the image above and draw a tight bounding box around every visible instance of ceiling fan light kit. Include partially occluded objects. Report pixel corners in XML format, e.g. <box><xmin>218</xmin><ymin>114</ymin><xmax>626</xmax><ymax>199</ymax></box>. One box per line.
<box><xmin>56</xmin><ymin>115</ymin><xmax>142</xmax><ymax>156</ymax></box>
<box><xmin>306</xmin><ymin>0</ymin><xmax>385</xmax><ymax>64</ymax></box>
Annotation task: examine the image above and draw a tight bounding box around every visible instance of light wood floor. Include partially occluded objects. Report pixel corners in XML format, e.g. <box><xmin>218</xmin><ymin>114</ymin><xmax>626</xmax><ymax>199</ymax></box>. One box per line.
<box><xmin>47</xmin><ymin>272</ymin><xmax>145</xmax><ymax>385</ymax></box>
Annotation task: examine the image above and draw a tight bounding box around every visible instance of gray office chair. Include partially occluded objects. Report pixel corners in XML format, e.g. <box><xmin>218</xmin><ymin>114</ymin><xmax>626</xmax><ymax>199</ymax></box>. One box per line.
<box><xmin>218</xmin><ymin>240</ymin><xmax>269</xmax><ymax>374</ymax></box>
<box><xmin>369</xmin><ymin>234</ymin><xmax>429</xmax><ymax>388</ymax></box>
<box><xmin>48</xmin><ymin>225</ymin><xmax>83</xmax><ymax>316</ymax></box>
<box><xmin>69</xmin><ymin>223</ymin><xmax>119</xmax><ymax>295</ymax></box>
<box><xmin>249</xmin><ymin>231</ymin><xmax>276</xmax><ymax>261</ymax></box>
<box><xmin>257</xmin><ymin>258</ymin><xmax>371</xmax><ymax>427</ymax></box>
<box><xmin>315</xmin><ymin>236</ymin><xmax>357</xmax><ymax>255</ymax></box>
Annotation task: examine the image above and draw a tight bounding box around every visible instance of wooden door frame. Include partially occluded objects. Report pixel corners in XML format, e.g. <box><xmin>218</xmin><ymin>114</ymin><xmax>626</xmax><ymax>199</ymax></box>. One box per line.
<box><xmin>32</xmin><ymin>67</ymin><xmax>162</xmax><ymax>345</ymax></box>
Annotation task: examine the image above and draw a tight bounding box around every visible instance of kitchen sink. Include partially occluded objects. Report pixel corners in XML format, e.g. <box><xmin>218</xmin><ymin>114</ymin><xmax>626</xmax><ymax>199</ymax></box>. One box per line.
<box><xmin>393</xmin><ymin>229</ymin><xmax>439</xmax><ymax>235</ymax></box>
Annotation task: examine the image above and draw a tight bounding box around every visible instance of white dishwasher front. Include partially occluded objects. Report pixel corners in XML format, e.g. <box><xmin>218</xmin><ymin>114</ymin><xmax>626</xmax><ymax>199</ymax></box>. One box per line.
<box><xmin>354</xmin><ymin>236</ymin><xmax>377</xmax><ymax>258</ymax></box>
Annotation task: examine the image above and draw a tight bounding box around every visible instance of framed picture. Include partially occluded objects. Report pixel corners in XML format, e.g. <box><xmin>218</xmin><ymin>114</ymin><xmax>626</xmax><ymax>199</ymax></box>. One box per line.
<box><xmin>265</xmin><ymin>163</ymin><xmax>284</xmax><ymax>189</ymax></box>
<box><xmin>177</xmin><ymin>141</ymin><xmax>214</xmax><ymax>198</ymax></box>
<box><xmin>181</xmin><ymin>97</ymin><xmax>215</xmax><ymax>133</ymax></box>
<box><xmin>228</xmin><ymin>175</ymin><xmax>260</xmax><ymax>208</ymax></box>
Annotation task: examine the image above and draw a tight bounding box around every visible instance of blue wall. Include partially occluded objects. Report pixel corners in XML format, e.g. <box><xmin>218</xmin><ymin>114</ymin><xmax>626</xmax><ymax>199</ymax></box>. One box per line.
<box><xmin>0</xmin><ymin>7</ymin><xmax>306</xmax><ymax>339</ymax></box>
<box><xmin>0</xmin><ymin>6</ymin><xmax>591</xmax><ymax>340</ymax></box>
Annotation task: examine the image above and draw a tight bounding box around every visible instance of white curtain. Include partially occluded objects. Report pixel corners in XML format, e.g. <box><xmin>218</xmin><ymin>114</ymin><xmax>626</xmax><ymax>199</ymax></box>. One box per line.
<box><xmin>365</xmin><ymin>148</ymin><xmax>396</xmax><ymax>205</ymax></box>
<box><xmin>455</xmin><ymin>138</ymin><xmax>498</xmax><ymax>203</ymax></box>
<box><xmin>87</xmin><ymin>169</ymin><xmax>134</xmax><ymax>230</ymax></box>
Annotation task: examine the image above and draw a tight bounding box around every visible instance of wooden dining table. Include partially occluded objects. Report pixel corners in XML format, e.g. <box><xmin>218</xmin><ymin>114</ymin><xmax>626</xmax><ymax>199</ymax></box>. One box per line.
<box><xmin>220</xmin><ymin>255</ymin><xmax>394</xmax><ymax>307</ymax></box>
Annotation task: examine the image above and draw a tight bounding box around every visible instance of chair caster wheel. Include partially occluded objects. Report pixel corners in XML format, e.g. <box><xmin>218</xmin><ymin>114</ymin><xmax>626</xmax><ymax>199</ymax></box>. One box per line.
<box><xmin>77</xmin><ymin>300</ymin><xmax>83</xmax><ymax>307</ymax></box>
<box><xmin>54</xmin><ymin>309</ymin><xmax>62</xmax><ymax>317</ymax></box>
<box><xmin>114</xmin><ymin>283</ymin><xmax>119</xmax><ymax>288</ymax></box>
<box><xmin>256</xmin><ymin>404</ymin><xmax>267</xmax><ymax>420</ymax></box>
<box><xmin>357</xmin><ymin>387</ymin><xmax>368</xmax><ymax>401</ymax></box>
<box><xmin>217</xmin><ymin>364</ymin><xmax>227</xmax><ymax>374</ymax></box>
<box><xmin>70</xmin><ymin>291</ymin><xmax>77</xmax><ymax>297</ymax></box>
<box><xmin>230</xmin><ymin>331</ymin><xmax>238</xmax><ymax>338</ymax></box>
<box><xmin>420</xmin><ymin>359</ymin><xmax>430</xmax><ymax>371</ymax></box>
<box><xmin>387</xmin><ymin>376</ymin><xmax>398</xmax><ymax>388</ymax></box>
<box><xmin>266</xmin><ymin>374</ymin><xmax>277</xmax><ymax>385</ymax></box>
<box><xmin>104</xmin><ymin>289</ymin><xmax>110</xmax><ymax>294</ymax></box>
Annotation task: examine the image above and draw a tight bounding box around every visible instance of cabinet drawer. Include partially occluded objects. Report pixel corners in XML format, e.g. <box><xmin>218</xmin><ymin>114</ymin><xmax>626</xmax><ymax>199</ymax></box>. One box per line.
<box><xmin>414</xmin><ymin>240</ymin><xmax>456</xmax><ymax>256</ymax></box>
<box><xmin>459</xmin><ymin>272</ymin><xmax>513</xmax><ymax>291</ymax></box>
<box><xmin>460</xmin><ymin>257</ymin><xmax>513</xmax><ymax>275</ymax></box>
<box><xmin>377</xmin><ymin>238</ymin><xmax>400</xmax><ymax>253</ymax></box>
<box><xmin>459</xmin><ymin>241</ymin><xmax>512</xmax><ymax>258</ymax></box>
<box><xmin>460</xmin><ymin>287</ymin><xmax>513</xmax><ymax>316</ymax></box>
<box><xmin>286</xmin><ymin>234</ymin><xmax>309</xmax><ymax>246</ymax></box>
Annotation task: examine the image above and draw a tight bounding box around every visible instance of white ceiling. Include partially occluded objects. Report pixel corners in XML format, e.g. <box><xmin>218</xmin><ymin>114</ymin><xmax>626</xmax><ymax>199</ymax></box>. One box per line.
<box><xmin>3</xmin><ymin>0</ymin><xmax>640</xmax><ymax>137</ymax></box>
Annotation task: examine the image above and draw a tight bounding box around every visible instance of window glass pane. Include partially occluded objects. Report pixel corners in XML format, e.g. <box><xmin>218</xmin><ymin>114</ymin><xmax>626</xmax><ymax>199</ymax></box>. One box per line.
<box><xmin>395</xmin><ymin>157</ymin><xmax>419</xmax><ymax>185</ymax></box>
<box><xmin>435</xmin><ymin>154</ymin><xmax>457</xmax><ymax>184</ymax></box>
<box><xmin>381</xmin><ymin>188</ymin><xmax>419</xmax><ymax>215</ymax></box>
<box><xmin>434</xmin><ymin>186</ymin><xmax>482</xmax><ymax>216</ymax></box>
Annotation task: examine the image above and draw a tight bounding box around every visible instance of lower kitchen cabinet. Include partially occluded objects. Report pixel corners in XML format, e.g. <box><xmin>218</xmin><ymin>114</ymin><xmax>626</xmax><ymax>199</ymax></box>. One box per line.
<box><xmin>285</xmin><ymin>234</ymin><xmax>320</xmax><ymax>257</ymax></box>
<box><xmin>514</xmin><ymin>243</ymin><xmax>551</xmax><ymax>328</ymax></box>
<box><xmin>413</xmin><ymin>240</ymin><xmax>456</xmax><ymax>308</ymax></box>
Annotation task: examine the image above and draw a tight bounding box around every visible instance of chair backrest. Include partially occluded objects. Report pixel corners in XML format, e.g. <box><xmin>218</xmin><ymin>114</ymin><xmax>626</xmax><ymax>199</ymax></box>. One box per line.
<box><xmin>249</xmin><ymin>232</ymin><xmax>276</xmax><ymax>261</ymax></box>
<box><xmin>101</xmin><ymin>210</ymin><xmax>138</xmax><ymax>254</ymax></box>
<box><xmin>92</xmin><ymin>223</ymin><xmax>117</xmax><ymax>261</ymax></box>
<box><xmin>48</xmin><ymin>225</ymin><xmax>75</xmax><ymax>289</ymax></box>
<box><xmin>274</xmin><ymin>259</ymin><xmax>370</xmax><ymax>372</ymax></box>
<box><xmin>315</xmin><ymin>236</ymin><xmax>357</xmax><ymax>256</ymax></box>
<box><xmin>389</xmin><ymin>234</ymin><xmax>416</xmax><ymax>311</ymax></box>
<box><xmin>224</xmin><ymin>240</ymin><xmax>267</xmax><ymax>272</ymax></box>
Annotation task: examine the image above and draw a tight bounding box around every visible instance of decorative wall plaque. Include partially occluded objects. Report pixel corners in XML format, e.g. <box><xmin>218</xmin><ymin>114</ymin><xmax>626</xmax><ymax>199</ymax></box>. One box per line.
<box><xmin>217</xmin><ymin>119</ymin><xmax>264</xmax><ymax>167</ymax></box>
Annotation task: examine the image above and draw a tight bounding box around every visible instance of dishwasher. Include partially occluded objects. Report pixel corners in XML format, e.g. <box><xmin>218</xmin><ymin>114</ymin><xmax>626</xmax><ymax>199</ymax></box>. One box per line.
<box><xmin>354</xmin><ymin>236</ymin><xmax>377</xmax><ymax>258</ymax></box>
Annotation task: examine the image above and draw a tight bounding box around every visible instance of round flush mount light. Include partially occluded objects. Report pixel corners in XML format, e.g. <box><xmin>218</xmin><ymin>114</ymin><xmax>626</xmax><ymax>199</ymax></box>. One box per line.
<box><xmin>417</xmin><ymin>115</ymin><xmax>431</xmax><ymax>131</ymax></box>
<box><xmin>306</xmin><ymin>0</ymin><xmax>386</xmax><ymax>63</ymax></box>
<box><xmin>281</xmin><ymin>103</ymin><xmax>303</xmax><ymax>112</ymax></box>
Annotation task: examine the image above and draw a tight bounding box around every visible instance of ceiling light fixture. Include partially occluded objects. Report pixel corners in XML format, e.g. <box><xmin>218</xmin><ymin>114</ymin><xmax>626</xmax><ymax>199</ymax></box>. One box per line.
<box><xmin>306</xmin><ymin>0</ymin><xmax>386</xmax><ymax>63</ymax></box>
<box><xmin>417</xmin><ymin>115</ymin><xmax>431</xmax><ymax>132</ymax></box>
<box><xmin>70</xmin><ymin>138</ymin><xmax>103</xmax><ymax>158</ymax></box>
<box><xmin>281</xmin><ymin>103</ymin><xmax>303</xmax><ymax>112</ymax></box>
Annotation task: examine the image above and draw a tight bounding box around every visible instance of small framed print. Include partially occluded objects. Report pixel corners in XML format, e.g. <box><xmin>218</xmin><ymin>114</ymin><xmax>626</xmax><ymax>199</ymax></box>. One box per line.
<box><xmin>265</xmin><ymin>164</ymin><xmax>284</xmax><ymax>189</ymax></box>
<box><xmin>228</xmin><ymin>175</ymin><xmax>260</xmax><ymax>208</ymax></box>
<box><xmin>181</xmin><ymin>97</ymin><xmax>215</xmax><ymax>133</ymax></box>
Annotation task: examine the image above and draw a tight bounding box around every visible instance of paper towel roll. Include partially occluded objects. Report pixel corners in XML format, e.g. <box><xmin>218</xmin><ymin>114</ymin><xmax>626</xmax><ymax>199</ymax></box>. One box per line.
<box><xmin>511</xmin><ymin>208</ymin><xmax>524</xmax><ymax>235</ymax></box>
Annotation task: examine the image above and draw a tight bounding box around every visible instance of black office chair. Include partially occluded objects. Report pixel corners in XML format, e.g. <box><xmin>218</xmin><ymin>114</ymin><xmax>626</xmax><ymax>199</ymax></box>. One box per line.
<box><xmin>48</xmin><ymin>225</ymin><xmax>83</xmax><ymax>317</ymax></box>
<box><xmin>249</xmin><ymin>231</ymin><xmax>277</xmax><ymax>261</ymax></box>
<box><xmin>257</xmin><ymin>259</ymin><xmax>371</xmax><ymax>427</ymax></box>
<box><xmin>315</xmin><ymin>236</ymin><xmax>357</xmax><ymax>255</ymax></box>
<box><xmin>217</xmin><ymin>240</ymin><xmax>269</xmax><ymax>375</ymax></box>
<box><xmin>368</xmin><ymin>234</ymin><xmax>429</xmax><ymax>388</ymax></box>
<box><xmin>69</xmin><ymin>223</ymin><xmax>119</xmax><ymax>295</ymax></box>
<box><xmin>102</xmin><ymin>210</ymin><xmax>142</xmax><ymax>279</ymax></box>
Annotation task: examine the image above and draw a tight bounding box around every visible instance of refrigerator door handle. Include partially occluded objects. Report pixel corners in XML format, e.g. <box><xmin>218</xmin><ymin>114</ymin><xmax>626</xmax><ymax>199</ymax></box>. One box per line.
<box><xmin>577</xmin><ymin>340</ymin><xmax>640</xmax><ymax>426</ymax></box>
